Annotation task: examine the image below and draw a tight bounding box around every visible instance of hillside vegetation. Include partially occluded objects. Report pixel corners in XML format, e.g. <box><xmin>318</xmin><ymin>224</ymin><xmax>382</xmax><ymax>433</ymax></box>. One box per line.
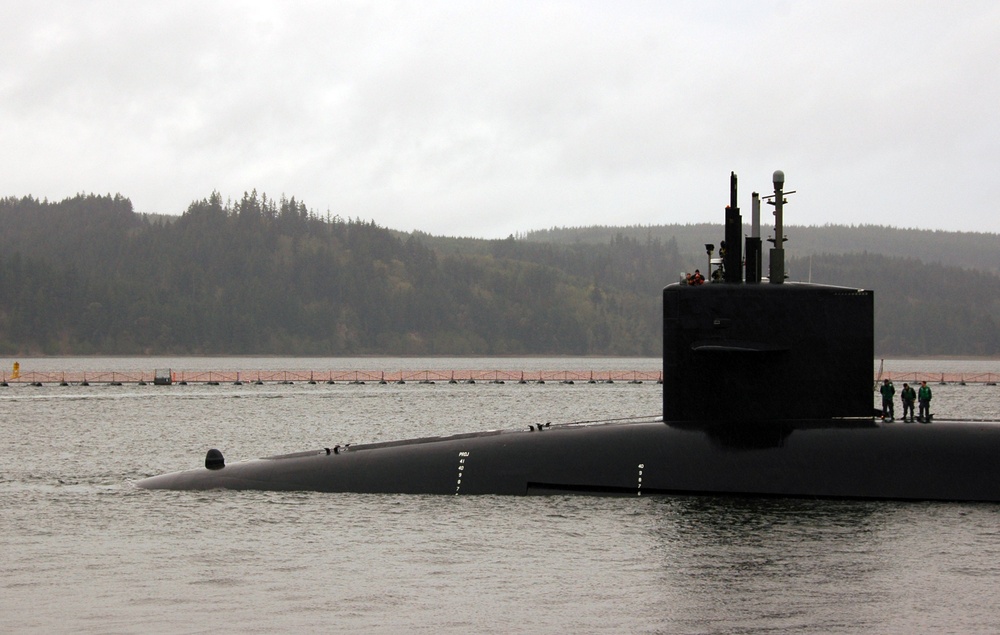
<box><xmin>1</xmin><ymin>193</ymin><xmax>997</xmax><ymax>357</ymax></box>
<box><xmin>524</xmin><ymin>224</ymin><xmax>1000</xmax><ymax>275</ymax></box>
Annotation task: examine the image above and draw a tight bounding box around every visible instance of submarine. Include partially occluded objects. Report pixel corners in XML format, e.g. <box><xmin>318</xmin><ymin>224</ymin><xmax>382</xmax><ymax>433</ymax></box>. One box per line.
<box><xmin>137</xmin><ymin>171</ymin><xmax>1000</xmax><ymax>502</ymax></box>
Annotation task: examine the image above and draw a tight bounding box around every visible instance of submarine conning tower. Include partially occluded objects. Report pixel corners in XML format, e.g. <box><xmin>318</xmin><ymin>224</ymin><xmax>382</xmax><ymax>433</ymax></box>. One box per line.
<box><xmin>664</xmin><ymin>171</ymin><xmax>874</xmax><ymax>423</ymax></box>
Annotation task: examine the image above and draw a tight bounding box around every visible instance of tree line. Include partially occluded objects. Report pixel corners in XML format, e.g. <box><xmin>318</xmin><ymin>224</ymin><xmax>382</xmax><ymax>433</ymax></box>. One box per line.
<box><xmin>0</xmin><ymin>193</ymin><xmax>675</xmax><ymax>356</ymax></box>
<box><xmin>526</xmin><ymin>223</ymin><xmax>1000</xmax><ymax>276</ymax></box>
<box><xmin>0</xmin><ymin>193</ymin><xmax>997</xmax><ymax>357</ymax></box>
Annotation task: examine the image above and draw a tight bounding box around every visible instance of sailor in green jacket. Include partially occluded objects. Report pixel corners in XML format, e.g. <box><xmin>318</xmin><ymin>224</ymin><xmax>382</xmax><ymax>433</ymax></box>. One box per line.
<box><xmin>900</xmin><ymin>383</ymin><xmax>917</xmax><ymax>422</ymax></box>
<box><xmin>917</xmin><ymin>381</ymin><xmax>932</xmax><ymax>422</ymax></box>
<box><xmin>880</xmin><ymin>379</ymin><xmax>896</xmax><ymax>421</ymax></box>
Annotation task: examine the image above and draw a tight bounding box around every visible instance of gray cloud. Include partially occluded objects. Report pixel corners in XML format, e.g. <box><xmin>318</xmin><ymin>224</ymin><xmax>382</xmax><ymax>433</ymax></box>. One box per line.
<box><xmin>2</xmin><ymin>0</ymin><xmax>998</xmax><ymax>237</ymax></box>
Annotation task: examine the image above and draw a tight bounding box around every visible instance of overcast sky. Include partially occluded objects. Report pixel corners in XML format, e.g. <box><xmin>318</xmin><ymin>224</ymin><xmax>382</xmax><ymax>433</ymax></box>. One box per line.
<box><xmin>3</xmin><ymin>1</ymin><xmax>998</xmax><ymax>238</ymax></box>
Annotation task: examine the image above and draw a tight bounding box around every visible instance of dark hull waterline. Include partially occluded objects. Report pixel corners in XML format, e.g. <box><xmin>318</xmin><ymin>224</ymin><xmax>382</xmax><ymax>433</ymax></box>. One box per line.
<box><xmin>136</xmin><ymin>417</ymin><xmax>1000</xmax><ymax>501</ymax></box>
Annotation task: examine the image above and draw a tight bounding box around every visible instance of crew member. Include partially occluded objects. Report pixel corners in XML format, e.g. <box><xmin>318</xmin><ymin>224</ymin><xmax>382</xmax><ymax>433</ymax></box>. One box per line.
<box><xmin>879</xmin><ymin>379</ymin><xmax>895</xmax><ymax>421</ymax></box>
<box><xmin>900</xmin><ymin>382</ymin><xmax>916</xmax><ymax>423</ymax></box>
<box><xmin>917</xmin><ymin>381</ymin><xmax>932</xmax><ymax>422</ymax></box>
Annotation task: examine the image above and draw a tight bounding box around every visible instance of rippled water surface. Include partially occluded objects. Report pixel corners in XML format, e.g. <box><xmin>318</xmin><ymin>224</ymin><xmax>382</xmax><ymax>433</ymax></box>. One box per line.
<box><xmin>2</xmin><ymin>358</ymin><xmax>999</xmax><ymax>633</ymax></box>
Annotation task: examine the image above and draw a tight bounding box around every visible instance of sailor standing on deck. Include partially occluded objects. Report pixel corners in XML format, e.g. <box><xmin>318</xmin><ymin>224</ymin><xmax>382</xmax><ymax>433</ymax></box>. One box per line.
<box><xmin>880</xmin><ymin>379</ymin><xmax>896</xmax><ymax>421</ymax></box>
<box><xmin>917</xmin><ymin>381</ymin><xmax>933</xmax><ymax>422</ymax></box>
<box><xmin>901</xmin><ymin>383</ymin><xmax>916</xmax><ymax>423</ymax></box>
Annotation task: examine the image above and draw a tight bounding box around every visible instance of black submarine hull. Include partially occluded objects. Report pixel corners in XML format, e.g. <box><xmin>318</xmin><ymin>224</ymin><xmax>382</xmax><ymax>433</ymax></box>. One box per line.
<box><xmin>138</xmin><ymin>170</ymin><xmax>1000</xmax><ymax>503</ymax></box>
<box><xmin>136</xmin><ymin>418</ymin><xmax>1000</xmax><ymax>501</ymax></box>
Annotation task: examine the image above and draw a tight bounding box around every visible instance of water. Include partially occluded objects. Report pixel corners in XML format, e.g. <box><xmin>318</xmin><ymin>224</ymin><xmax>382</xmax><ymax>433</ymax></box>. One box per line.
<box><xmin>2</xmin><ymin>358</ymin><xmax>1000</xmax><ymax>633</ymax></box>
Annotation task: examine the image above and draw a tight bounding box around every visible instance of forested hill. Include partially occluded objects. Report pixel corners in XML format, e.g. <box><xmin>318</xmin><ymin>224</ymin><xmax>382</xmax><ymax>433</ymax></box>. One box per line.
<box><xmin>524</xmin><ymin>224</ymin><xmax>1000</xmax><ymax>276</ymax></box>
<box><xmin>0</xmin><ymin>193</ymin><xmax>673</xmax><ymax>356</ymax></box>
<box><xmin>0</xmin><ymin>193</ymin><xmax>997</xmax><ymax>357</ymax></box>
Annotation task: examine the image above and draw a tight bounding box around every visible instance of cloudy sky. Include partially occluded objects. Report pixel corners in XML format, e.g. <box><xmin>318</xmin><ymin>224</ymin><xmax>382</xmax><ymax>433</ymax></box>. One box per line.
<box><xmin>3</xmin><ymin>1</ymin><xmax>998</xmax><ymax>238</ymax></box>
